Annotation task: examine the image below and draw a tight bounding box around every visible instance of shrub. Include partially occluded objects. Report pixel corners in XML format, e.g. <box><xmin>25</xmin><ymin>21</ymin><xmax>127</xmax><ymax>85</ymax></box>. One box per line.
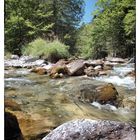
<box><xmin>22</xmin><ymin>38</ymin><xmax>70</xmax><ymax>62</ymax></box>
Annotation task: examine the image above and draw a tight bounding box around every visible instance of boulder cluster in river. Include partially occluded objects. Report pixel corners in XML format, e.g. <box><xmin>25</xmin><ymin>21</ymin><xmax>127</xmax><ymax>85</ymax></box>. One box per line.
<box><xmin>4</xmin><ymin>55</ymin><xmax>136</xmax><ymax>140</ymax></box>
<box><xmin>5</xmin><ymin>55</ymin><xmax>135</xmax><ymax>79</ymax></box>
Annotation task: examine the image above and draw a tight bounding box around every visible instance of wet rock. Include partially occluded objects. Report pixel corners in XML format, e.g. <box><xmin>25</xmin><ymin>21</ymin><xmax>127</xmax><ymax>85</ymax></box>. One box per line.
<box><xmin>66</xmin><ymin>59</ymin><xmax>85</xmax><ymax>76</ymax></box>
<box><xmin>121</xmin><ymin>96</ymin><xmax>136</xmax><ymax>110</ymax></box>
<box><xmin>49</xmin><ymin>65</ymin><xmax>69</xmax><ymax>78</ymax></box>
<box><xmin>84</xmin><ymin>59</ymin><xmax>104</xmax><ymax>67</ymax></box>
<box><xmin>106</xmin><ymin>57</ymin><xmax>126</xmax><ymax>63</ymax></box>
<box><xmin>55</xmin><ymin>59</ymin><xmax>69</xmax><ymax>65</ymax></box>
<box><xmin>76</xmin><ymin>83</ymin><xmax>119</xmax><ymax>105</ymax></box>
<box><xmin>125</xmin><ymin>70</ymin><xmax>135</xmax><ymax>78</ymax></box>
<box><xmin>5</xmin><ymin>99</ymin><xmax>21</xmax><ymax>111</ymax></box>
<box><xmin>95</xmin><ymin>83</ymin><xmax>119</xmax><ymax>106</ymax></box>
<box><xmin>22</xmin><ymin>59</ymin><xmax>45</xmax><ymax>68</ymax></box>
<box><xmin>84</xmin><ymin>66</ymin><xmax>99</xmax><ymax>77</ymax></box>
<box><xmin>99</xmin><ymin>70</ymin><xmax>111</xmax><ymax>76</ymax></box>
<box><xmin>5</xmin><ymin>56</ymin><xmax>46</xmax><ymax>68</ymax></box>
<box><xmin>9</xmin><ymin>111</ymin><xmax>53</xmax><ymax>140</ymax></box>
<box><xmin>103</xmin><ymin>64</ymin><xmax>113</xmax><ymax>70</ymax></box>
<box><xmin>31</xmin><ymin>67</ymin><xmax>47</xmax><ymax>75</ymax></box>
<box><xmin>42</xmin><ymin>119</ymin><xmax>135</xmax><ymax>140</ymax></box>
<box><xmin>19</xmin><ymin>55</ymin><xmax>38</xmax><ymax>62</ymax></box>
<box><xmin>94</xmin><ymin>65</ymin><xmax>102</xmax><ymax>70</ymax></box>
<box><xmin>104</xmin><ymin>61</ymin><xmax>118</xmax><ymax>66</ymax></box>
<box><xmin>5</xmin><ymin>111</ymin><xmax>24</xmax><ymax>140</ymax></box>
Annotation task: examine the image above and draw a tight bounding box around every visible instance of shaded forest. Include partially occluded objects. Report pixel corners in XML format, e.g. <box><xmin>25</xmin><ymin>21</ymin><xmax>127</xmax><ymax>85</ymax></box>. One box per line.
<box><xmin>5</xmin><ymin>0</ymin><xmax>135</xmax><ymax>60</ymax></box>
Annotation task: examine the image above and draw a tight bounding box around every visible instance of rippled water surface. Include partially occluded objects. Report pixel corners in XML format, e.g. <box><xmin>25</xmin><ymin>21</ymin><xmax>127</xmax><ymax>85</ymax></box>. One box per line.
<box><xmin>4</xmin><ymin>63</ymin><xmax>136</xmax><ymax>139</ymax></box>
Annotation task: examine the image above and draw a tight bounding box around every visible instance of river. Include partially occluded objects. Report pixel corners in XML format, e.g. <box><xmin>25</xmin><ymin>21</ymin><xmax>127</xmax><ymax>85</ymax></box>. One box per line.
<box><xmin>4</xmin><ymin>60</ymin><xmax>135</xmax><ymax>139</ymax></box>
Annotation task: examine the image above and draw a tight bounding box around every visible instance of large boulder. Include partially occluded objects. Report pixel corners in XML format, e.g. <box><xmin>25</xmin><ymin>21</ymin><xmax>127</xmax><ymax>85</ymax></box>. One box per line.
<box><xmin>42</xmin><ymin>119</ymin><xmax>135</xmax><ymax>140</ymax></box>
<box><xmin>84</xmin><ymin>66</ymin><xmax>99</xmax><ymax>77</ymax></box>
<box><xmin>5</xmin><ymin>112</ymin><xmax>24</xmax><ymax>140</ymax></box>
<box><xmin>94</xmin><ymin>83</ymin><xmax>119</xmax><ymax>106</ymax></box>
<box><xmin>77</xmin><ymin>83</ymin><xmax>119</xmax><ymax>106</ymax></box>
<box><xmin>66</xmin><ymin>59</ymin><xmax>85</xmax><ymax>76</ymax></box>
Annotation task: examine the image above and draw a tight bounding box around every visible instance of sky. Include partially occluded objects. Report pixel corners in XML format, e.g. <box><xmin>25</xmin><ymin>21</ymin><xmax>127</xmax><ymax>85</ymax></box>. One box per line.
<box><xmin>81</xmin><ymin>0</ymin><xmax>98</xmax><ymax>24</ymax></box>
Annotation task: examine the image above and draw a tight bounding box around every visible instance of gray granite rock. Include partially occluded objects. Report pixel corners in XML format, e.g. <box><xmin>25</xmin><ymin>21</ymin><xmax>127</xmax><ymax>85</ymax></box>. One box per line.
<box><xmin>42</xmin><ymin>119</ymin><xmax>135</xmax><ymax>140</ymax></box>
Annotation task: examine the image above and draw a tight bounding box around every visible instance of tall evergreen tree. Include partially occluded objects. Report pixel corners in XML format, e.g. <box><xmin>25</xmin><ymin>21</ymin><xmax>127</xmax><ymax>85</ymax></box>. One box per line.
<box><xmin>76</xmin><ymin>0</ymin><xmax>135</xmax><ymax>58</ymax></box>
<box><xmin>5</xmin><ymin>0</ymin><xmax>84</xmax><ymax>54</ymax></box>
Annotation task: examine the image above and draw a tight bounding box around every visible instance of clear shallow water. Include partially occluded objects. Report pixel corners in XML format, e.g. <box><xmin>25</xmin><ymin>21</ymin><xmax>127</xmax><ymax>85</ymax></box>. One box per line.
<box><xmin>4</xmin><ymin>63</ymin><xmax>136</xmax><ymax>138</ymax></box>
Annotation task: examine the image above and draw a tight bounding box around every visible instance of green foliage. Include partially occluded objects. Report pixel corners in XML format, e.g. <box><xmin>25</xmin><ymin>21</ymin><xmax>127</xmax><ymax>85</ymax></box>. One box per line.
<box><xmin>76</xmin><ymin>24</ymin><xmax>93</xmax><ymax>59</ymax></box>
<box><xmin>123</xmin><ymin>10</ymin><xmax>135</xmax><ymax>39</ymax></box>
<box><xmin>5</xmin><ymin>0</ymin><xmax>84</xmax><ymax>55</ymax></box>
<box><xmin>77</xmin><ymin>0</ymin><xmax>135</xmax><ymax>58</ymax></box>
<box><xmin>22</xmin><ymin>38</ymin><xmax>70</xmax><ymax>62</ymax></box>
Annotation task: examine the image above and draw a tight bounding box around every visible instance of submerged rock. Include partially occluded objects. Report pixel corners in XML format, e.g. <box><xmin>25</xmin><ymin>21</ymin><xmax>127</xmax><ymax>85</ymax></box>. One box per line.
<box><xmin>5</xmin><ymin>112</ymin><xmax>24</xmax><ymax>140</ymax></box>
<box><xmin>42</xmin><ymin>119</ymin><xmax>135</xmax><ymax>140</ymax></box>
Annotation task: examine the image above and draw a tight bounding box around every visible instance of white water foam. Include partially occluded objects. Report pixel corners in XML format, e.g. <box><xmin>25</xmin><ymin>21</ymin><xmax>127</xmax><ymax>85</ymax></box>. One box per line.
<box><xmin>94</xmin><ymin>76</ymin><xmax>135</xmax><ymax>89</ymax></box>
<box><xmin>113</xmin><ymin>66</ymin><xmax>134</xmax><ymax>77</ymax></box>
<box><xmin>91</xmin><ymin>102</ymin><xmax>117</xmax><ymax>111</ymax></box>
<box><xmin>5</xmin><ymin>77</ymin><xmax>32</xmax><ymax>83</ymax></box>
<box><xmin>91</xmin><ymin>102</ymin><xmax>134</xmax><ymax>114</ymax></box>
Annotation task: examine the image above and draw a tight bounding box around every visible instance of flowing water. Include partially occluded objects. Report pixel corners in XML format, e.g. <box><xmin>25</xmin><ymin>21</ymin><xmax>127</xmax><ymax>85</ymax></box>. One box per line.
<box><xmin>94</xmin><ymin>64</ymin><xmax>135</xmax><ymax>89</ymax></box>
<box><xmin>4</xmin><ymin>63</ymin><xmax>136</xmax><ymax>139</ymax></box>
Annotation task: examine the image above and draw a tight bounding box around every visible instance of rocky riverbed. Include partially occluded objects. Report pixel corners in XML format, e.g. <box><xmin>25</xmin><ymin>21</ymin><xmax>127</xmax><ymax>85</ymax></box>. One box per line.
<box><xmin>5</xmin><ymin>55</ymin><xmax>136</xmax><ymax>140</ymax></box>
